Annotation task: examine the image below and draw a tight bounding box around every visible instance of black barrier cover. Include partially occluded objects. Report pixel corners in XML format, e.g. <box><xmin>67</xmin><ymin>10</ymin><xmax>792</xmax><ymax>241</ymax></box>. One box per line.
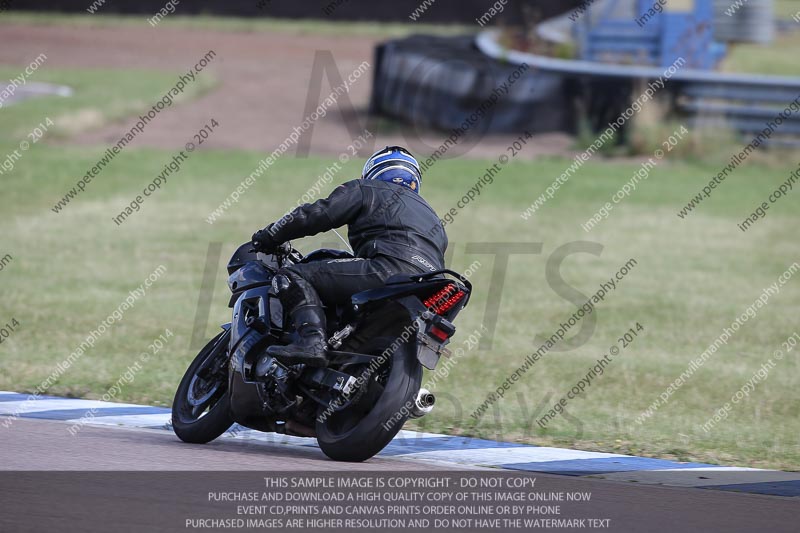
<box><xmin>371</xmin><ymin>35</ymin><xmax>574</xmax><ymax>134</ymax></box>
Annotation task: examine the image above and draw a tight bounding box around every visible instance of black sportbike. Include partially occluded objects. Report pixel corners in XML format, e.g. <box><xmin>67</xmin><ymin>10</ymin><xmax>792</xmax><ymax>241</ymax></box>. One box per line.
<box><xmin>172</xmin><ymin>242</ymin><xmax>471</xmax><ymax>461</ymax></box>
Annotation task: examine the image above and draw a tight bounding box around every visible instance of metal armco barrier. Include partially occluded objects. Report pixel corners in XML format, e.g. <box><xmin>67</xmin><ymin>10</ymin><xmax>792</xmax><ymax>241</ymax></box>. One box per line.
<box><xmin>476</xmin><ymin>29</ymin><xmax>800</xmax><ymax>146</ymax></box>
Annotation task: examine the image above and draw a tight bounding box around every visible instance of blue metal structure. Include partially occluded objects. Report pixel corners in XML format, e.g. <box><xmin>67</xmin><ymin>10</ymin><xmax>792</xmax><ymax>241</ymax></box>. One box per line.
<box><xmin>578</xmin><ymin>0</ymin><xmax>725</xmax><ymax>69</ymax></box>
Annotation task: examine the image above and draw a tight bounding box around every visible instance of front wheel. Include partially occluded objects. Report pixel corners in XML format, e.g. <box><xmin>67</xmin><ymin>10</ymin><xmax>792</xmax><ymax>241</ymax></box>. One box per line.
<box><xmin>316</xmin><ymin>336</ymin><xmax>422</xmax><ymax>462</ymax></box>
<box><xmin>172</xmin><ymin>331</ymin><xmax>233</xmax><ymax>444</ymax></box>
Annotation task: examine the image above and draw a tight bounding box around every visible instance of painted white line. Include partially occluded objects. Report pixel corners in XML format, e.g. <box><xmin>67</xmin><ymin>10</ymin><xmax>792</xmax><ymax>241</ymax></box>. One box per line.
<box><xmin>5</xmin><ymin>391</ymin><xmax>794</xmax><ymax>494</ymax></box>
<box><xmin>594</xmin><ymin>469</ymin><xmax>800</xmax><ymax>487</ymax></box>
<box><xmin>394</xmin><ymin>446</ymin><xmax>627</xmax><ymax>466</ymax></box>
<box><xmin>64</xmin><ymin>414</ymin><xmax>171</xmax><ymax>427</ymax></box>
<box><xmin>0</xmin><ymin>398</ymin><xmax>154</xmax><ymax>415</ymax></box>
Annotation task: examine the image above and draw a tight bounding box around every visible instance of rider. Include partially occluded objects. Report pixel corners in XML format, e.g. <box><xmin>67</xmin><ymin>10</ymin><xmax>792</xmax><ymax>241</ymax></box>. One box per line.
<box><xmin>251</xmin><ymin>146</ymin><xmax>448</xmax><ymax>368</ymax></box>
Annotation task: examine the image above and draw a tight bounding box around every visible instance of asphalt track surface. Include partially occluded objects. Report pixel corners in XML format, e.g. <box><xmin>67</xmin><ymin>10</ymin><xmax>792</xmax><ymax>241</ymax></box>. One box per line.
<box><xmin>1</xmin><ymin>418</ymin><xmax>798</xmax><ymax>533</ymax></box>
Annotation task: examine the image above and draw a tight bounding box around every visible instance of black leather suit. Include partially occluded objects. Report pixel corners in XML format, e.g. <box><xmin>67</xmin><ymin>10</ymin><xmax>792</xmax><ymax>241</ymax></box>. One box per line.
<box><xmin>267</xmin><ymin>179</ymin><xmax>448</xmax><ymax>306</ymax></box>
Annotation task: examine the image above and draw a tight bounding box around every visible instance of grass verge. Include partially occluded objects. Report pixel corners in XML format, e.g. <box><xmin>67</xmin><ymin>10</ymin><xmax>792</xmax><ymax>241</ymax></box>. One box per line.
<box><xmin>0</xmin><ymin>11</ymin><xmax>472</xmax><ymax>38</ymax></box>
<box><xmin>0</xmin><ymin>65</ymin><xmax>216</xmax><ymax>142</ymax></box>
<box><xmin>1</xmin><ymin>134</ymin><xmax>798</xmax><ymax>469</ymax></box>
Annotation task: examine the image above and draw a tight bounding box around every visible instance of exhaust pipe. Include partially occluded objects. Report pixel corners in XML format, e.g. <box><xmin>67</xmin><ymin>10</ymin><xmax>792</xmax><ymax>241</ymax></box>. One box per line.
<box><xmin>409</xmin><ymin>388</ymin><xmax>436</xmax><ymax>419</ymax></box>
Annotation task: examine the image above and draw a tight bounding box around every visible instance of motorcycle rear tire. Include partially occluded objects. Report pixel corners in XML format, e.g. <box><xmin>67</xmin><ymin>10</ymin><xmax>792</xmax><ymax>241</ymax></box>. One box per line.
<box><xmin>316</xmin><ymin>335</ymin><xmax>422</xmax><ymax>462</ymax></box>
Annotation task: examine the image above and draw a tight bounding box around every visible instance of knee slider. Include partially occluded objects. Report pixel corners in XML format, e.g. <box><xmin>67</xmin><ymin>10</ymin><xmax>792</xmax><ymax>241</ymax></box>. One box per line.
<box><xmin>272</xmin><ymin>273</ymin><xmax>292</xmax><ymax>294</ymax></box>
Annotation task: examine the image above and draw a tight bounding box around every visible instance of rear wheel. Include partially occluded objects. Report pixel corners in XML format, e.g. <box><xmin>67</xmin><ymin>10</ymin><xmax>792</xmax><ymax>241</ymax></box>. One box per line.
<box><xmin>316</xmin><ymin>335</ymin><xmax>422</xmax><ymax>462</ymax></box>
<box><xmin>172</xmin><ymin>331</ymin><xmax>233</xmax><ymax>444</ymax></box>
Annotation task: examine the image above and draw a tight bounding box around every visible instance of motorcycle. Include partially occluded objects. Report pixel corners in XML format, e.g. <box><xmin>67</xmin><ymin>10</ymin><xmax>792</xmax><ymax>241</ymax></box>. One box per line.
<box><xmin>172</xmin><ymin>241</ymin><xmax>471</xmax><ymax>461</ymax></box>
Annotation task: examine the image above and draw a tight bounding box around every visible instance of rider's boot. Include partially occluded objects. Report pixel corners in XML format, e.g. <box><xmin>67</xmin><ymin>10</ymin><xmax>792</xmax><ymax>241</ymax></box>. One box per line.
<box><xmin>263</xmin><ymin>273</ymin><xmax>328</xmax><ymax>368</ymax></box>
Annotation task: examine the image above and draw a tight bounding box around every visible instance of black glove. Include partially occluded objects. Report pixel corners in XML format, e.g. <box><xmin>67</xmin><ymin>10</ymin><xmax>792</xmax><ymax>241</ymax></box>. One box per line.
<box><xmin>251</xmin><ymin>225</ymin><xmax>279</xmax><ymax>253</ymax></box>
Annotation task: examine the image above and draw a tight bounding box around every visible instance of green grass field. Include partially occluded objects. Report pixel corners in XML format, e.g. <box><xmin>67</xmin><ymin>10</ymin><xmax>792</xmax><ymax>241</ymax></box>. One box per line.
<box><xmin>1</xmin><ymin>20</ymin><xmax>799</xmax><ymax>471</ymax></box>
<box><xmin>775</xmin><ymin>0</ymin><xmax>799</xmax><ymax>20</ymax></box>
